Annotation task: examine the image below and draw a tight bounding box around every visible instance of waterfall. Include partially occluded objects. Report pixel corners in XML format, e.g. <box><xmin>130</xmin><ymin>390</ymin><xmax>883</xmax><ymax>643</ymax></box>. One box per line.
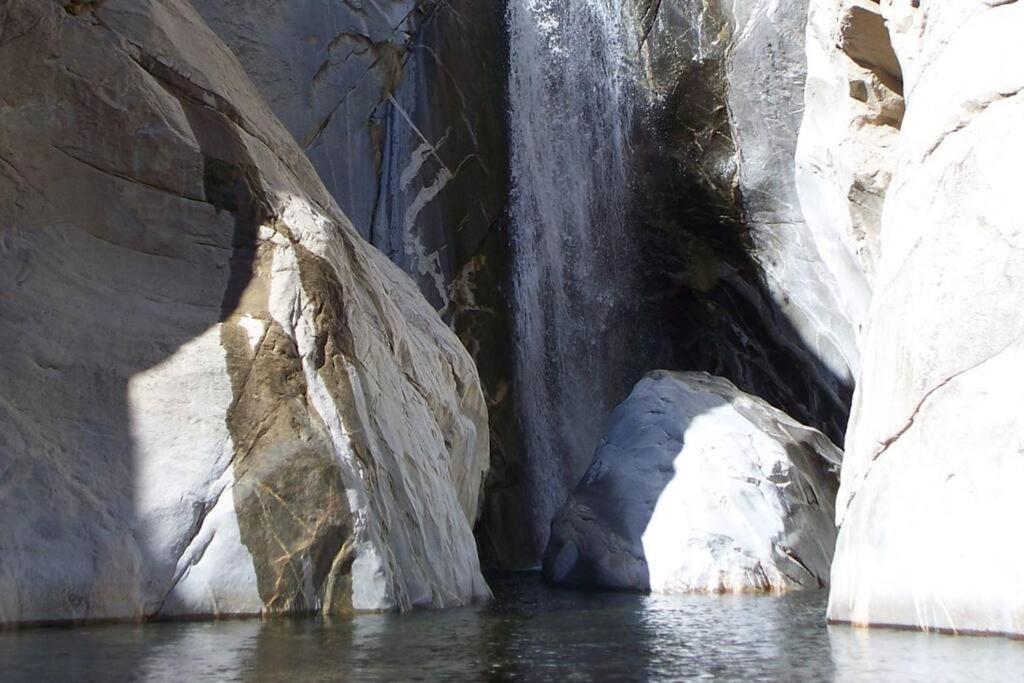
<box><xmin>507</xmin><ymin>0</ymin><xmax>646</xmax><ymax>557</ymax></box>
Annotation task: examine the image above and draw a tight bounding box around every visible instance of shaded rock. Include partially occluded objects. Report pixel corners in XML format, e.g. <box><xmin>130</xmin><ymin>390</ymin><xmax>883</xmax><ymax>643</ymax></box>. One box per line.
<box><xmin>190</xmin><ymin>0</ymin><xmax>507</xmax><ymax>276</ymax></box>
<box><xmin>544</xmin><ymin>372</ymin><xmax>840</xmax><ymax>594</ymax></box>
<box><xmin>0</xmin><ymin>0</ymin><xmax>488</xmax><ymax>624</ymax></box>
<box><xmin>633</xmin><ymin>0</ymin><xmax>855</xmax><ymax>445</ymax></box>
<box><xmin>820</xmin><ymin>0</ymin><xmax>1024</xmax><ymax>637</ymax></box>
<box><xmin>189</xmin><ymin>0</ymin><xmax>523</xmax><ymax>572</ymax></box>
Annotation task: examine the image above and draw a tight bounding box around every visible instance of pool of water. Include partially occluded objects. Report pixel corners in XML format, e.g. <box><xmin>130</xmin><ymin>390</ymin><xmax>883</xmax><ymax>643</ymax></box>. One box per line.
<box><xmin>3</xmin><ymin>575</ymin><xmax>1023</xmax><ymax>681</ymax></box>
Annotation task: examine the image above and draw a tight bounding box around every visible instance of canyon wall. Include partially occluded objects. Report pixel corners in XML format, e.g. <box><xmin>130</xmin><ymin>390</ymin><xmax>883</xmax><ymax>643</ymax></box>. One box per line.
<box><xmin>508</xmin><ymin>0</ymin><xmax>859</xmax><ymax>568</ymax></box>
<box><xmin>799</xmin><ymin>0</ymin><xmax>1024</xmax><ymax>637</ymax></box>
<box><xmin>0</xmin><ymin>0</ymin><xmax>489</xmax><ymax>624</ymax></box>
<box><xmin>634</xmin><ymin>0</ymin><xmax>856</xmax><ymax>446</ymax></box>
<box><xmin>189</xmin><ymin>0</ymin><xmax>523</xmax><ymax>569</ymax></box>
<box><xmin>5</xmin><ymin>0</ymin><xmax>1019</xmax><ymax>635</ymax></box>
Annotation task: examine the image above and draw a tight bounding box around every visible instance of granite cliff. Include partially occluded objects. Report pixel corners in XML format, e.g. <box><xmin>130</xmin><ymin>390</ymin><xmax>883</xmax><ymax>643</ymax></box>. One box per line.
<box><xmin>0</xmin><ymin>0</ymin><xmax>489</xmax><ymax>624</ymax></box>
<box><xmin>189</xmin><ymin>0</ymin><xmax>524</xmax><ymax>571</ymax></box>
<box><xmin>3</xmin><ymin>0</ymin><xmax>1023</xmax><ymax>639</ymax></box>
<box><xmin>798</xmin><ymin>0</ymin><xmax>1024</xmax><ymax>638</ymax></box>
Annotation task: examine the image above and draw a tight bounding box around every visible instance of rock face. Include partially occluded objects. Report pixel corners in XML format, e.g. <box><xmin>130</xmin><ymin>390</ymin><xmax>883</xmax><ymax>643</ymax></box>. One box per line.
<box><xmin>188</xmin><ymin>0</ymin><xmax>523</xmax><ymax>572</ymax></box>
<box><xmin>799</xmin><ymin>0</ymin><xmax>1024</xmax><ymax>637</ymax></box>
<box><xmin>796</xmin><ymin>0</ymin><xmax>903</xmax><ymax>324</ymax></box>
<box><xmin>189</xmin><ymin>0</ymin><xmax>508</xmax><ymax>313</ymax></box>
<box><xmin>0</xmin><ymin>0</ymin><xmax>489</xmax><ymax>625</ymax></box>
<box><xmin>633</xmin><ymin>0</ymin><xmax>855</xmax><ymax>445</ymax></box>
<box><xmin>544</xmin><ymin>372</ymin><xmax>840</xmax><ymax>594</ymax></box>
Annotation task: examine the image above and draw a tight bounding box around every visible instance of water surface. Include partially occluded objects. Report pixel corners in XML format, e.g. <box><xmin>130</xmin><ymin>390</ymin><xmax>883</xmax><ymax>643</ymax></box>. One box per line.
<box><xmin>3</xmin><ymin>575</ymin><xmax>1022</xmax><ymax>681</ymax></box>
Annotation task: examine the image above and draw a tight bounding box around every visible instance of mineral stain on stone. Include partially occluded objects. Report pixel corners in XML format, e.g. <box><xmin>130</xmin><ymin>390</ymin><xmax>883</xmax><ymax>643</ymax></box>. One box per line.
<box><xmin>223</xmin><ymin>314</ymin><xmax>356</xmax><ymax>615</ymax></box>
<box><xmin>153</xmin><ymin>63</ymin><xmax>360</xmax><ymax>616</ymax></box>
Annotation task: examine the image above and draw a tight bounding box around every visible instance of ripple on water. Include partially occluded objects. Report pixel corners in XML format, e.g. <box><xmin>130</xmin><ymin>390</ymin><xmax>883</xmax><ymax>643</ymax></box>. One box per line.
<box><xmin>2</xmin><ymin>575</ymin><xmax>1023</xmax><ymax>682</ymax></box>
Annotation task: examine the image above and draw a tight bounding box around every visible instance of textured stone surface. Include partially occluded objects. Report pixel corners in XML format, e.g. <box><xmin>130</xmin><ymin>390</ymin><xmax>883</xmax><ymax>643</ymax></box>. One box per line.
<box><xmin>633</xmin><ymin>0</ymin><xmax>855</xmax><ymax>444</ymax></box>
<box><xmin>796</xmin><ymin>0</ymin><xmax>903</xmax><ymax>332</ymax></box>
<box><xmin>819</xmin><ymin>0</ymin><xmax>1024</xmax><ymax>637</ymax></box>
<box><xmin>544</xmin><ymin>372</ymin><xmax>840</xmax><ymax>594</ymax></box>
<box><xmin>0</xmin><ymin>0</ymin><xmax>488</xmax><ymax>624</ymax></box>
<box><xmin>190</xmin><ymin>0</ymin><xmax>522</xmax><ymax>571</ymax></box>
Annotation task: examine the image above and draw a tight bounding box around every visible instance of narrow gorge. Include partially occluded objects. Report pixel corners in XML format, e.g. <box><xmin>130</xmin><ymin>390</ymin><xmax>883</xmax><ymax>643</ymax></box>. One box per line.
<box><xmin>2</xmin><ymin>0</ymin><xmax>1024</xmax><ymax>678</ymax></box>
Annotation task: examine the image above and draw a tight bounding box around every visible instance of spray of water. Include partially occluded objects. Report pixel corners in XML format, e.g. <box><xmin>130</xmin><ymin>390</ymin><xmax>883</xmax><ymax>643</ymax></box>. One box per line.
<box><xmin>507</xmin><ymin>0</ymin><xmax>646</xmax><ymax>557</ymax></box>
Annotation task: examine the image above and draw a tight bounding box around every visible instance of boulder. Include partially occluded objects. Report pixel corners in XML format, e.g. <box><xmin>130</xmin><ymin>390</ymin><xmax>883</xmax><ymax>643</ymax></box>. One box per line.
<box><xmin>0</xmin><ymin>0</ymin><xmax>488</xmax><ymax>624</ymax></box>
<box><xmin>544</xmin><ymin>372</ymin><xmax>840</xmax><ymax>594</ymax></box>
<box><xmin>816</xmin><ymin>0</ymin><xmax>1024</xmax><ymax>637</ymax></box>
<box><xmin>189</xmin><ymin>0</ymin><xmax>524</xmax><ymax>571</ymax></box>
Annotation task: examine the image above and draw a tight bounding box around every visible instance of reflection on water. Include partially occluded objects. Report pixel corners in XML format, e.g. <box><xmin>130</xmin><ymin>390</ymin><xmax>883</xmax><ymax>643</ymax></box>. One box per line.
<box><xmin>2</xmin><ymin>575</ymin><xmax>1023</xmax><ymax>681</ymax></box>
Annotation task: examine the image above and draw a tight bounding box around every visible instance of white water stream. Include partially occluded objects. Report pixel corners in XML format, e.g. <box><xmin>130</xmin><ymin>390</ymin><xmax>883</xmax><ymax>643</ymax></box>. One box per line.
<box><xmin>507</xmin><ymin>0</ymin><xmax>646</xmax><ymax>555</ymax></box>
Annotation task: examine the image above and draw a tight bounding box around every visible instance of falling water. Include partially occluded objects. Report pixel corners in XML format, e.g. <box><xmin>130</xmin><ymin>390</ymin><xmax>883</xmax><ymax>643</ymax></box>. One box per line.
<box><xmin>507</xmin><ymin>0</ymin><xmax>647</xmax><ymax>556</ymax></box>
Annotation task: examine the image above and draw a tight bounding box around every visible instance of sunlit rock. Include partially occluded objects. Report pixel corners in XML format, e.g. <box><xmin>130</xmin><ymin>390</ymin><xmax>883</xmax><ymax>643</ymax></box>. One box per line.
<box><xmin>821</xmin><ymin>0</ymin><xmax>1024</xmax><ymax>637</ymax></box>
<box><xmin>0</xmin><ymin>0</ymin><xmax>488</xmax><ymax>625</ymax></box>
<box><xmin>796</xmin><ymin>0</ymin><xmax>903</xmax><ymax>330</ymax></box>
<box><xmin>544</xmin><ymin>372</ymin><xmax>841</xmax><ymax>594</ymax></box>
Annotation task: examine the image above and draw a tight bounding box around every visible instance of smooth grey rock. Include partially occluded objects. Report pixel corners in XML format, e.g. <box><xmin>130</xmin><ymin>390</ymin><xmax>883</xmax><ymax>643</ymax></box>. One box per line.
<box><xmin>796</xmin><ymin>0</ymin><xmax>903</xmax><ymax>339</ymax></box>
<box><xmin>544</xmin><ymin>372</ymin><xmax>840</xmax><ymax>594</ymax></box>
<box><xmin>189</xmin><ymin>0</ymin><xmax>423</xmax><ymax>241</ymax></box>
<box><xmin>192</xmin><ymin>0</ymin><xmax>507</xmax><ymax>309</ymax></box>
<box><xmin>822</xmin><ymin>0</ymin><xmax>1024</xmax><ymax>638</ymax></box>
<box><xmin>0</xmin><ymin>0</ymin><xmax>488</xmax><ymax>625</ymax></box>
